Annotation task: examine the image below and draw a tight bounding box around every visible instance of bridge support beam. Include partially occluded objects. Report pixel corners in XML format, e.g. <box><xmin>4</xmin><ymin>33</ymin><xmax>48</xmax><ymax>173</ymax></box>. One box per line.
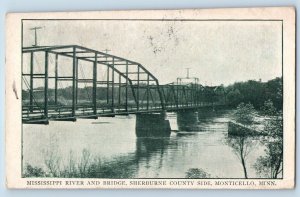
<box><xmin>72</xmin><ymin>47</ymin><xmax>77</xmax><ymax>117</ymax></box>
<box><xmin>137</xmin><ymin>66</ymin><xmax>140</xmax><ymax>111</ymax></box>
<box><xmin>176</xmin><ymin>109</ymin><xmax>199</xmax><ymax>131</ymax></box>
<box><xmin>93</xmin><ymin>54</ymin><xmax>97</xmax><ymax>115</ymax></box>
<box><xmin>135</xmin><ymin>112</ymin><xmax>171</xmax><ymax>137</ymax></box>
<box><xmin>125</xmin><ymin>61</ymin><xmax>128</xmax><ymax>112</ymax></box>
<box><xmin>44</xmin><ymin>51</ymin><xmax>49</xmax><ymax>119</ymax></box>
<box><xmin>111</xmin><ymin>58</ymin><xmax>115</xmax><ymax>112</ymax></box>
<box><xmin>29</xmin><ymin>52</ymin><xmax>34</xmax><ymax>112</ymax></box>
<box><xmin>54</xmin><ymin>54</ymin><xmax>58</xmax><ymax>106</ymax></box>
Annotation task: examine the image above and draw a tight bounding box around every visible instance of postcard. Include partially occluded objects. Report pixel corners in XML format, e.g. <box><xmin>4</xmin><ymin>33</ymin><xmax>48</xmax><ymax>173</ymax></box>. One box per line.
<box><xmin>5</xmin><ymin>7</ymin><xmax>295</xmax><ymax>189</ymax></box>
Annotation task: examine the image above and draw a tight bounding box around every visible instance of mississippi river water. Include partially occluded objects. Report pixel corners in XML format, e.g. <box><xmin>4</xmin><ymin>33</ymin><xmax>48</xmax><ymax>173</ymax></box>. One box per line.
<box><xmin>23</xmin><ymin>109</ymin><xmax>266</xmax><ymax>178</ymax></box>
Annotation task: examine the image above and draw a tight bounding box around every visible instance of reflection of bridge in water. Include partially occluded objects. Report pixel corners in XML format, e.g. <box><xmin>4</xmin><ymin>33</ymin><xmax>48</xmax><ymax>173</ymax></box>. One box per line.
<box><xmin>86</xmin><ymin>137</ymin><xmax>173</xmax><ymax>178</ymax></box>
<box><xmin>22</xmin><ymin>45</ymin><xmax>226</xmax><ymax>135</ymax></box>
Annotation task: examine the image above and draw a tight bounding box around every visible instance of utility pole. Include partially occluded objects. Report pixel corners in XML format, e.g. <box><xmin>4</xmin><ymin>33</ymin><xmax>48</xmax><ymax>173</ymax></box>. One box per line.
<box><xmin>102</xmin><ymin>49</ymin><xmax>111</xmax><ymax>54</ymax></box>
<box><xmin>185</xmin><ymin>68</ymin><xmax>191</xmax><ymax>79</ymax></box>
<box><xmin>101</xmin><ymin>49</ymin><xmax>111</xmax><ymax>61</ymax></box>
<box><xmin>30</xmin><ymin>26</ymin><xmax>43</xmax><ymax>46</ymax></box>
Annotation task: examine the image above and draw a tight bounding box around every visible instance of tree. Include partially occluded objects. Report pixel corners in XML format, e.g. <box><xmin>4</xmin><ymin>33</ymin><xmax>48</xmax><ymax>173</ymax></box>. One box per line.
<box><xmin>226</xmin><ymin>136</ymin><xmax>257</xmax><ymax>178</ymax></box>
<box><xmin>226</xmin><ymin>89</ymin><xmax>243</xmax><ymax>107</ymax></box>
<box><xmin>264</xmin><ymin>77</ymin><xmax>283</xmax><ymax>110</ymax></box>
<box><xmin>254</xmin><ymin>140</ymin><xmax>283</xmax><ymax>178</ymax></box>
<box><xmin>261</xmin><ymin>99</ymin><xmax>277</xmax><ymax>116</ymax></box>
<box><xmin>234</xmin><ymin>102</ymin><xmax>256</xmax><ymax>126</ymax></box>
<box><xmin>223</xmin><ymin>77</ymin><xmax>283</xmax><ymax>110</ymax></box>
<box><xmin>254</xmin><ymin>100</ymin><xmax>283</xmax><ymax>178</ymax></box>
<box><xmin>226</xmin><ymin>102</ymin><xmax>258</xmax><ymax>178</ymax></box>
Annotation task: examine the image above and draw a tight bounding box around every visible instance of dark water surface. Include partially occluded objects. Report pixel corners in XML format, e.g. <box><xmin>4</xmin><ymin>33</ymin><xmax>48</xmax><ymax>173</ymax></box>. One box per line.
<box><xmin>23</xmin><ymin>109</ymin><xmax>265</xmax><ymax>178</ymax></box>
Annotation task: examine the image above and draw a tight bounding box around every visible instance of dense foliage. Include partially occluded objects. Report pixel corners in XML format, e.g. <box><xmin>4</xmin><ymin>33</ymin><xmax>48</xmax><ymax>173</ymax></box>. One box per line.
<box><xmin>225</xmin><ymin>77</ymin><xmax>282</xmax><ymax>110</ymax></box>
<box><xmin>254</xmin><ymin>100</ymin><xmax>283</xmax><ymax>178</ymax></box>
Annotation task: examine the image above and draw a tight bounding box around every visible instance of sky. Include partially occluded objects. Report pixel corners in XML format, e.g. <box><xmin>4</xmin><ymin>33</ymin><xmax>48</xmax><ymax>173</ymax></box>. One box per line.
<box><xmin>23</xmin><ymin>20</ymin><xmax>282</xmax><ymax>86</ymax></box>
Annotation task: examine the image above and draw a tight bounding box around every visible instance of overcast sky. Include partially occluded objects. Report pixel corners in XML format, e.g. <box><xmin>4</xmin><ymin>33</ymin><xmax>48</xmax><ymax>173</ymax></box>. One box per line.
<box><xmin>23</xmin><ymin>20</ymin><xmax>282</xmax><ymax>86</ymax></box>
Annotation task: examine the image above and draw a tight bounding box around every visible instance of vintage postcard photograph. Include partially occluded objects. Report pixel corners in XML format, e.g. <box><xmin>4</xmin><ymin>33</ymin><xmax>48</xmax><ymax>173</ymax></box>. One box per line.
<box><xmin>5</xmin><ymin>7</ymin><xmax>295</xmax><ymax>189</ymax></box>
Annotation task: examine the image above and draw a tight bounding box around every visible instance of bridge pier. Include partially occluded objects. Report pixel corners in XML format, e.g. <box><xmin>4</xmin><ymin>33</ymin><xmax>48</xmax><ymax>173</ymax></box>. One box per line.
<box><xmin>176</xmin><ymin>109</ymin><xmax>199</xmax><ymax>131</ymax></box>
<box><xmin>135</xmin><ymin>112</ymin><xmax>171</xmax><ymax>137</ymax></box>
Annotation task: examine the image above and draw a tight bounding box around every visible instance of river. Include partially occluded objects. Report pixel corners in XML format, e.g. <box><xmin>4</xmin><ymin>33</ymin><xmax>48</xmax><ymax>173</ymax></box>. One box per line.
<box><xmin>23</xmin><ymin>109</ymin><xmax>266</xmax><ymax>178</ymax></box>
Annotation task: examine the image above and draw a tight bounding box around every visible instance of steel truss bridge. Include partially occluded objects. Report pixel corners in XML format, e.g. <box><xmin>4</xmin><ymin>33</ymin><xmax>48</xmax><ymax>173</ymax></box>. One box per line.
<box><xmin>22</xmin><ymin>45</ymin><xmax>225</xmax><ymax>124</ymax></box>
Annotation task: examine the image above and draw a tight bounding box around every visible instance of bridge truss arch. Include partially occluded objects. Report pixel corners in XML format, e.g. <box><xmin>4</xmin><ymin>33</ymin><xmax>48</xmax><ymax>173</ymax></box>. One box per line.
<box><xmin>22</xmin><ymin>45</ymin><xmax>225</xmax><ymax>124</ymax></box>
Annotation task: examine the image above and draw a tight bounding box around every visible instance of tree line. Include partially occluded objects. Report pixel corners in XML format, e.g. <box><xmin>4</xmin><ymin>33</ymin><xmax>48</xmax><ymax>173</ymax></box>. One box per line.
<box><xmin>22</xmin><ymin>77</ymin><xmax>283</xmax><ymax>110</ymax></box>
<box><xmin>225</xmin><ymin>77</ymin><xmax>282</xmax><ymax>110</ymax></box>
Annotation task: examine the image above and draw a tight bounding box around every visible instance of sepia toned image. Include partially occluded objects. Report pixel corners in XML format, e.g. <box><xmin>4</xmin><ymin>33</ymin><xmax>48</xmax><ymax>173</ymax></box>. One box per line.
<box><xmin>5</xmin><ymin>7</ymin><xmax>295</xmax><ymax>189</ymax></box>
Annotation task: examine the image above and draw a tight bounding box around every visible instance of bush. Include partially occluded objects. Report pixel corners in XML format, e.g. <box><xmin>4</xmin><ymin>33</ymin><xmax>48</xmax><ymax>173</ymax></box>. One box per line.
<box><xmin>185</xmin><ymin>168</ymin><xmax>211</xmax><ymax>178</ymax></box>
<box><xmin>24</xmin><ymin>164</ymin><xmax>45</xmax><ymax>177</ymax></box>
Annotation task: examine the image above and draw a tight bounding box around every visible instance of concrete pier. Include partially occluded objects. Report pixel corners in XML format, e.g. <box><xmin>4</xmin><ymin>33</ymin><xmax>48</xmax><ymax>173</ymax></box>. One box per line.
<box><xmin>135</xmin><ymin>112</ymin><xmax>171</xmax><ymax>137</ymax></box>
<box><xmin>177</xmin><ymin>110</ymin><xmax>199</xmax><ymax>131</ymax></box>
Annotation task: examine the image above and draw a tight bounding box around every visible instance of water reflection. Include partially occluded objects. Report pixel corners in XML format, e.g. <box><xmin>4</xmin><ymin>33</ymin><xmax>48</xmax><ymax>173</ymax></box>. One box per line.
<box><xmin>85</xmin><ymin>137</ymin><xmax>173</xmax><ymax>178</ymax></box>
<box><xmin>135</xmin><ymin>137</ymin><xmax>170</xmax><ymax>159</ymax></box>
<box><xmin>176</xmin><ymin>132</ymin><xmax>198</xmax><ymax>137</ymax></box>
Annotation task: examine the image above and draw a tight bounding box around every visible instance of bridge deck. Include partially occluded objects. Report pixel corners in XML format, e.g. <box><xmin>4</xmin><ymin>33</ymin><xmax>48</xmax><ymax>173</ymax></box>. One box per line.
<box><xmin>22</xmin><ymin>102</ymin><xmax>221</xmax><ymax>124</ymax></box>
